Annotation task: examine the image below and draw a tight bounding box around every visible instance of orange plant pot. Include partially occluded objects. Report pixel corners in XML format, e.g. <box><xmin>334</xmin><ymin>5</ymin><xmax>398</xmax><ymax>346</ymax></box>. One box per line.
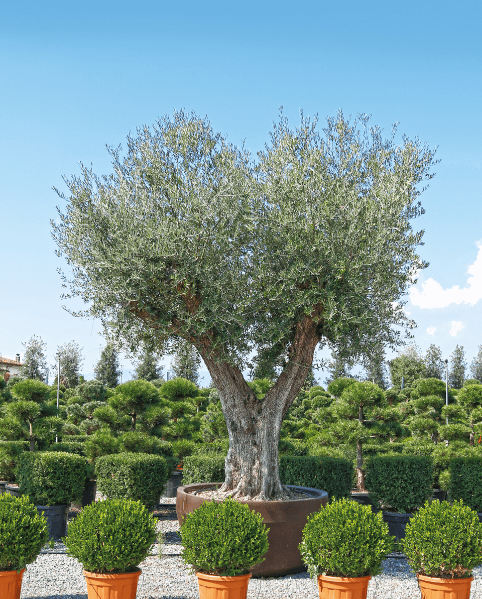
<box><xmin>0</xmin><ymin>569</ymin><xmax>25</xmax><ymax>599</ymax></box>
<box><xmin>83</xmin><ymin>569</ymin><xmax>141</xmax><ymax>599</ymax></box>
<box><xmin>196</xmin><ymin>572</ymin><xmax>251</xmax><ymax>599</ymax></box>
<box><xmin>317</xmin><ymin>574</ymin><xmax>371</xmax><ymax>599</ymax></box>
<box><xmin>417</xmin><ymin>574</ymin><xmax>473</xmax><ymax>599</ymax></box>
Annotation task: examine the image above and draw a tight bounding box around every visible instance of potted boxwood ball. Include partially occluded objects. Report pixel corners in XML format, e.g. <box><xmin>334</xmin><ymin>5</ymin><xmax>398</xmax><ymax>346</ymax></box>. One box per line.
<box><xmin>17</xmin><ymin>451</ymin><xmax>88</xmax><ymax>539</ymax></box>
<box><xmin>401</xmin><ymin>500</ymin><xmax>482</xmax><ymax>599</ymax></box>
<box><xmin>64</xmin><ymin>498</ymin><xmax>157</xmax><ymax>599</ymax></box>
<box><xmin>0</xmin><ymin>494</ymin><xmax>49</xmax><ymax>599</ymax></box>
<box><xmin>180</xmin><ymin>497</ymin><xmax>269</xmax><ymax>599</ymax></box>
<box><xmin>300</xmin><ymin>498</ymin><xmax>394</xmax><ymax>599</ymax></box>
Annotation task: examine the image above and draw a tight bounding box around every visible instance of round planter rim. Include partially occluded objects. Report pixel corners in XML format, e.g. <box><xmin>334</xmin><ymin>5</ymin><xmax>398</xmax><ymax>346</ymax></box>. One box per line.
<box><xmin>83</xmin><ymin>568</ymin><xmax>141</xmax><ymax>578</ymax></box>
<box><xmin>196</xmin><ymin>572</ymin><xmax>252</xmax><ymax>582</ymax></box>
<box><xmin>417</xmin><ymin>573</ymin><xmax>474</xmax><ymax>583</ymax></box>
<box><xmin>178</xmin><ymin>482</ymin><xmax>328</xmax><ymax>503</ymax></box>
<box><xmin>319</xmin><ymin>574</ymin><xmax>372</xmax><ymax>582</ymax></box>
<box><xmin>0</xmin><ymin>568</ymin><xmax>26</xmax><ymax>575</ymax></box>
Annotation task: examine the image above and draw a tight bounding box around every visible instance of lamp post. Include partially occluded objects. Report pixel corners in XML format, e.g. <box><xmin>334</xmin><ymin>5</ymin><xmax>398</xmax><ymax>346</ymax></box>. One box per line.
<box><xmin>444</xmin><ymin>358</ymin><xmax>449</xmax><ymax>425</ymax></box>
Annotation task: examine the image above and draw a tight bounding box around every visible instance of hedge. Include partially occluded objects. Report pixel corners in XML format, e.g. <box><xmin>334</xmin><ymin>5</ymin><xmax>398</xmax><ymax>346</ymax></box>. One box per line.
<box><xmin>182</xmin><ymin>454</ymin><xmax>353</xmax><ymax>499</ymax></box>
<box><xmin>17</xmin><ymin>451</ymin><xmax>88</xmax><ymax>505</ymax></box>
<box><xmin>48</xmin><ymin>441</ymin><xmax>86</xmax><ymax>456</ymax></box>
<box><xmin>448</xmin><ymin>457</ymin><xmax>482</xmax><ymax>512</ymax></box>
<box><xmin>365</xmin><ymin>455</ymin><xmax>433</xmax><ymax>513</ymax></box>
<box><xmin>96</xmin><ymin>452</ymin><xmax>169</xmax><ymax>507</ymax></box>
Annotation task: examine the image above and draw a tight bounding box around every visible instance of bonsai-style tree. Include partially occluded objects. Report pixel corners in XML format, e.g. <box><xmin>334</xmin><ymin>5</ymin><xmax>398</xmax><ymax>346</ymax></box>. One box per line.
<box><xmin>109</xmin><ymin>379</ymin><xmax>159</xmax><ymax>430</ymax></box>
<box><xmin>442</xmin><ymin>382</ymin><xmax>482</xmax><ymax>446</ymax></box>
<box><xmin>330</xmin><ymin>381</ymin><xmax>403</xmax><ymax>490</ymax></box>
<box><xmin>52</xmin><ymin>110</ymin><xmax>436</xmax><ymax>499</ymax></box>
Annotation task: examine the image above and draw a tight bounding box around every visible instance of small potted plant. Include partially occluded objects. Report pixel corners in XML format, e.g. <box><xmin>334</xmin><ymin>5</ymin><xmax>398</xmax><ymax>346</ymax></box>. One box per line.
<box><xmin>401</xmin><ymin>499</ymin><xmax>482</xmax><ymax>598</ymax></box>
<box><xmin>64</xmin><ymin>498</ymin><xmax>158</xmax><ymax>599</ymax></box>
<box><xmin>180</xmin><ymin>497</ymin><xmax>269</xmax><ymax>599</ymax></box>
<box><xmin>300</xmin><ymin>498</ymin><xmax>394</xmax><ymax>599</ymax></box>
<box><xmin>0</xmin><ymin>494</ymin><xmax>49</xmax><ymax>598</ymax></box>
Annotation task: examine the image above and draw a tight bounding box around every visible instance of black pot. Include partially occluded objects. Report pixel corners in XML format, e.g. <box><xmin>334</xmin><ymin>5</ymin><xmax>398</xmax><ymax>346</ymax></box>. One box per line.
<box><xmin>432</xmin><ymin>489</ymin><xmax>446</xmax><ymax>501</ymax></box>
<box><xmin>5</xmin><ymin>484</ymin><xmax>21</xmax><ymax>498</ymax></box>
<box><xmin>36</xmin><ymin>505</ymin><xmax>69</xmax><ymax>540</ymax></box>
<box><xmin>383</xmin><ymin>511</ymin><xmax>413</xmax><ymax>542</ymax></box>
<box><xmin>478</xmin><ymin>513</ymin><xmax>482</xmax><ymax>523</ymax></box>
<box><xmin>162</xmin><ymin>471</ymin><xmax>183</xmax><ymax>499</ymax></box>
<box><xmin>0</xmin><ymin>481</ymin><xmax>12</xmax><ymax>495</ymax></box>
<box><xmin>350</xmin><ymin>491</ymin><xmax>378</xmax><ymax>512</ymax></box>
<box><xmin>82</xmin><ymin>479</ymin><xmax>97</xmax><ymax>507</ymax></box>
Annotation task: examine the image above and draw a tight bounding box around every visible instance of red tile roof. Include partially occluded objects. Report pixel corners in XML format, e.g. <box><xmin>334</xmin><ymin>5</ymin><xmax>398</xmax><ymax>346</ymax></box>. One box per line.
<box><xmin>0</xmin><ymin>357</ymin><xmax>23</xmax><ymax>366</ymax></box>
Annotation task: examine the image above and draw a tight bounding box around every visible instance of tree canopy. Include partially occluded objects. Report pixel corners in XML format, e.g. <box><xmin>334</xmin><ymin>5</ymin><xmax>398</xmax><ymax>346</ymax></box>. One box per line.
<box><xmin>52</xmin><ymin>109</ymin><xmax>437</xmax><ymax>499</ymax></box>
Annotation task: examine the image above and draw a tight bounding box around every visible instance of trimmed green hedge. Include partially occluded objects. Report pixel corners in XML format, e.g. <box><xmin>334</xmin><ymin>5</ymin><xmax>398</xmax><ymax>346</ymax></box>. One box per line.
<box><xmin>48</xmin><ymin>441</ymin><xmax>86</xmax><ymax>456</ymax></box>
<box><xmin>17</xmin><ymin>451</ymin><xmax>88</xmax><ymax>505</ymax></box>
<box><xmin>182</xmin><ymin>454</ymin><xmax>353</xmax><ymax>499</ymax></box>
<box><xmin>62</xmin><ymin>435</ymin><xmax>88</xmax><ymax>443</ymax></box>
<box><xmin>365</xmin><ymin>455</ymin><xmax>433</xmax><ymax>513</ymax></box>
<box><xmin>448</xmin><ymin>457</ymin><xmax>482</xmax><ymax>512</ymax></box>
<box><xmin>279</xmin><ymin>456</ymin><xmax>353</xmax><ymax>499</ymax></box>
<box><xmin>96</xmin><ymin>452</ymin><xmax>169</xmax><ymax>507</ymax></box>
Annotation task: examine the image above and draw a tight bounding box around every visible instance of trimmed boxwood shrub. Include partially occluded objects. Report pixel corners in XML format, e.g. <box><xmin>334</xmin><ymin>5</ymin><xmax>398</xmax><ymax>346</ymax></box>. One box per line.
<box><xmin>300</xmin><ymin>498</ymin><xmax>393</xmax><ymax>578</ymax></box>
<box><xmin>182</xmin><ymin>454</ymin><xmax>225</xmax><ymax>485</ymax></box>
<box><xmin>0</xmin><ymin>494</ymin><xmax>49</xmax><ymax>571</ymax></box>
<box><xmin>180</xmin><ymin>497</ymin><xmax>269</xmax><ymax>576</ymax></box>
<box><xmin>64</xmin><ymin>498</ymin><xmax>157</xmax><ymax>573</ymax></box>
<box><xmin>402</xmin><ymin>500</ymin><xmax>482</xmax><ymax>578</ymax></box>
<box><xmin>96</xmin><ymin>452</ymin><xmax>169</xmax><ymax>507</ymax></box>
<box><xmin>17</xmin><ymin>451</ymin><xmax>88</xmax><ymax>506</ymax></box>
<box><xmin>62</xmin><ymin>434</ymin><xmax>88</xmax><ymax>443</ymax></box>
<box><xmin>48</xmin><ymin>441</ymin><xmax>86</xmax><ymax>456</ymax></box>
<box><xmin>448</xmin><ymin>457</ymin><xmax>482</xmax><ymax>512</ymax></box>
<box><xmin>365</xmin><ymin>455</ymin><xmax>433</xmax><ymax>513</ymax></box>
<box><xmin>279</xmin><ymin>456</ymin><xmax>353</xmax><ymax>499</ymax></box>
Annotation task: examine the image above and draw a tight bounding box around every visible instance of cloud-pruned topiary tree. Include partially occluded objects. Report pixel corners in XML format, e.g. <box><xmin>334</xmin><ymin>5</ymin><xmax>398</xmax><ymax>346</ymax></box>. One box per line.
<box><xmin>52</xmin><ymin>109</ymin><xmax>436</xmax><ymax>499</ymax></box>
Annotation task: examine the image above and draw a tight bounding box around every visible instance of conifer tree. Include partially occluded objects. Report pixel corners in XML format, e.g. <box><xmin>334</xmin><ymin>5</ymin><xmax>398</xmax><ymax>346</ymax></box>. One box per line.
<box><xmin>470</xmin><ymin>345</ymin><xmax>482</xmax><ymax>383</ymax></box>
<box><xmin>424</xmin><ymin>343</ymin><xmax>445</xmax><ymax>380</ymax></box>
<box><xmin>94</xmin><ymin>343</ymin><xmax>121</xmax><ymax>388</ymax></box>
<box><xmin>133</xmin><ymin>348</ymin><xmax>164</xmax><ymax>381</ymax></box>
<box><xmin>449</xmin><ymin>345</ymin><xmax>466</xmax><ymax>389</ymax></box>
<box><xmin>171</xmin><ymin>340</ymin><xmax>201</xmax><ymax>385</ymax></box>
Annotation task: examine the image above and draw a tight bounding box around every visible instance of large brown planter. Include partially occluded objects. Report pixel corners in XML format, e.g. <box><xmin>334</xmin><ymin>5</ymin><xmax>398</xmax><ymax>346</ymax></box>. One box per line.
<box><xmin>317</xmin><ymin>574</ymin><xmax>371</xmax><ymax>599</ymax></box>
<box><xmin>417</xmin><ymin>574</ymin><xmax>473</xmax><ymax>599</ymax></box>
<box><xmin>176</xmin><ymin>482</ymin><xmax>328</xmax><ymax>578</ymax></box>
<box><xmin>196</xmin><ymin>572</ymin><xmax>251</xmax><ymax>599</ymax></box>
<box><xmin>83</xmin><ymin>569</ymin><xmax>141</xmax><ymax>599</ymax></box>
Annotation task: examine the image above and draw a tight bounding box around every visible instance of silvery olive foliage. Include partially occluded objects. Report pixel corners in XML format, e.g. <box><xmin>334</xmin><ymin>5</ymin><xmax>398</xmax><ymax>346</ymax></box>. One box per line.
<box><xmin>52</xmin><ymin>110</ymin><xmax>436</xmax><ymax>369</ymax></box>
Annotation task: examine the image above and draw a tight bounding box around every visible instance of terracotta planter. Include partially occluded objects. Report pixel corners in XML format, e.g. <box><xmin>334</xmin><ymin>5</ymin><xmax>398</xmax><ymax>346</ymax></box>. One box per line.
<box><xmin>196</xmin><ymin>572</ymin><xmax>251</xmax><ymax>599</ymax></box>
<box><xmin>317</xmin><ymin>574</ymin><xmax>371</xmax><ymax>599</ymax></box>
<box><xmin>177</xmin><ymin>482</ymin><xmax>328</xmax><ymax>577</ymax></box>
<box><xmin>0</xmin><ymin>568</ymin><xmax>25</xmax><ymax>599</ymax></box>
<box><xmin>417</xmin><ymin>574</ymin><xmax>473</xmax><ymax>599</ymax></box>
<box><xmin>83</xmin><ymin>569</ymin><xmax>141</xmax><ymax>599</ymax></box>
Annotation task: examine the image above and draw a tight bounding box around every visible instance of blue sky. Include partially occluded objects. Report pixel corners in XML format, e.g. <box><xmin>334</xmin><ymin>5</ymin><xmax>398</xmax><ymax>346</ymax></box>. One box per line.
<box><xmin>1</xmin><ymin>0</ymin><xmax>481</xmax><ymax>385</ymax></box>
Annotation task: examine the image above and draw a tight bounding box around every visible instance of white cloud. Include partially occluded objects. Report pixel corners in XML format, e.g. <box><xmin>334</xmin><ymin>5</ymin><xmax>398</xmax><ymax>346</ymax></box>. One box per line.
<box><xmin>410</xmin><ymin>241</ymin><xmax>482</xmax><ymax>309</ymax></box>
<box><xmin>449</xmin><ymin>321</ymin><xmax>464</xmax><ymax>337</ymax></box>
<box><xmin>427</xmin><ymin>327</ymin><xmax>436</xmax><ymax>335</ymax></box>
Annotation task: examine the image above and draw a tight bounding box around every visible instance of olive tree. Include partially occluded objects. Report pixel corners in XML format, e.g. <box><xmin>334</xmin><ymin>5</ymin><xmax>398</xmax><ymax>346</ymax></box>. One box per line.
<box><xmin>52</xmin><ymin>110</ymin><xmax>436</xmax><ymax>499</ymax></box>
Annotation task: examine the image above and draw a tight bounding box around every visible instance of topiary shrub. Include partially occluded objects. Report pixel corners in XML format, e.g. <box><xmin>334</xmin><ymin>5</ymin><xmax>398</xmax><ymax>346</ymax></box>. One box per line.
<box><xmin>84</xmin><ymin>428</ymin><xmax>120</xmax><ymax>462</ymax></box>
<box><xmin>95</xmin><ymin>452</ymin><xmax>169</xmax><ymax>507</ymax></box>
<box><xmin>64</xmin><ymin>498</ymin><xmax>157</xmax><ymax>573</ymax></box>
<box><xmin>182</xmin><ymin>454</ymin><xmax>226</xmax><ymax>485</ymax></box>
<box><xmin>402</xmin><ymin>500</ymin><xmax>482</xmax><ymax>578</ymax></box>
<box><xmin>300</xmin><ymin>498</ymin><xmax>394</xmax><ymax>578</ymax></box>
<box><xmin>0</xmin><ymin>494</ymin><xmax>49</xmax><ymax>571</ymax></box>
<box><xmin>48</xmin><ymin>441</ymin><xmax>86</xmax><ymax>456</ymax></box>
<box><xmin>180</xmin><ymin>497</ymin><xmax>269</xmax><ymax>576</ymax></box>
<box><xmin>172</xmin><ymin>439</ymin><xmax>197</xmax><ymax>462</ymax></box>
<box><xmin>17</xmin><ymin>451</ymin><xmax>88</xmax><ymax>506</ymax></box>
<box><xmin>365</xmin><ymin>455</ymin><xmax>433</xmax><ymax>513</ymax></box>
<box><xmin>279</xmin><ymin>456</ymin><xmax>353</xmax><ymax>500</ymax></box>
<box><xmin>448</xmin><ymin>457</ymin><xmax>482</xmax><ymax>512</ymax></box>
<box><xmin>160</xmin><ymin>377</ymin><xmax>198</xmax><ymax>400</ymax></box>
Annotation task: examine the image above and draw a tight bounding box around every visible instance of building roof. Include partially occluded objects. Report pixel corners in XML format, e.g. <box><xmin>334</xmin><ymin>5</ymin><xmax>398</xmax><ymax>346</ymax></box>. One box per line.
<box><xmin>0</xmin><ymin>357</ymin><xmax>23</xmax><ymax>366</ymax></box>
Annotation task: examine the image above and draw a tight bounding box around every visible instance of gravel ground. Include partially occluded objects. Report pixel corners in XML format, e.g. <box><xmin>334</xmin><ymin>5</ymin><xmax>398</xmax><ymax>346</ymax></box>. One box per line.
<box><xmin>18</xmin><ymin>497</ymin><xmax>482</xmax><ymax>599</ymax></box>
